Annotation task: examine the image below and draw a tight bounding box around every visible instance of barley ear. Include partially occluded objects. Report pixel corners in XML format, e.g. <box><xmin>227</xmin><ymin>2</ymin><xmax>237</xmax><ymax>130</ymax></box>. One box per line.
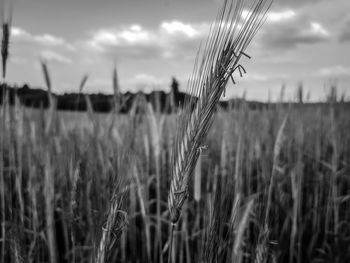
<box><xmin>167</xmin><ymin>1</ymin><xmax>272</xmax><ymax>262</ymax></box>
<box><xmin>168</xmin><ymin>0</ymin><xmax>273</xmax><ymax>224</ymax></box>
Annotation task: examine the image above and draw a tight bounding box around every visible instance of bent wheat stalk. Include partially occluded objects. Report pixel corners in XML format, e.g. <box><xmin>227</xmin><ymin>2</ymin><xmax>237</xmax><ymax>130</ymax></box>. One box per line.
<box><xmin>167</xmin><ymin>0</ymin><xmax>272</xmax><ymax>261</ymax></box>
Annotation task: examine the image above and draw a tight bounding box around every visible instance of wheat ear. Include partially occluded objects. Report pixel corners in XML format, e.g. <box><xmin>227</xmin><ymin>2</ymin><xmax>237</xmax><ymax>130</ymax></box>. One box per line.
<box><xmin>167</xmin><ymin>0</ymin><xmax>272</xmax><ymax>261</ymax></box>
<box><xmin>168</xmin><ymin>0</ymin><xmax>272</xmax><ymax>224</ymax></box>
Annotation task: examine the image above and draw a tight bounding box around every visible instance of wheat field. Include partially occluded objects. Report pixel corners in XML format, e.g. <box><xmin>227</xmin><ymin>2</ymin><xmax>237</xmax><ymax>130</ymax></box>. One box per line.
<box><xmin>1</xmin><ymin>0</ymin><xmax>350</xmax><ymax>262</ymax></box>
<box><xmin>1</xmin><ymin>98</ymin><xmax>350</xmax><ymax>262</ymax></box>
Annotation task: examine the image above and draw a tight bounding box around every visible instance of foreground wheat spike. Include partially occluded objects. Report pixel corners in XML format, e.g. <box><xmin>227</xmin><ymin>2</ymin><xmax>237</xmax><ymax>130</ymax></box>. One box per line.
<box><xmin>168</xmin><ymin>0</ymin><xmax>272</xmax><ymax>224</ymax></box>
<box><xmin>167</xmin><ymin>0</ymin><xmax>272</xmax><ymax>260</ymax></box>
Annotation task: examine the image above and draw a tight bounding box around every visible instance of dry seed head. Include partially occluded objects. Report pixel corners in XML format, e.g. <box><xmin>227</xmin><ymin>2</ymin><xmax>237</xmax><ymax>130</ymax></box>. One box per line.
<box><xmin>168</xmin><ymin>0</ymin><xmax>273</xmax><ymax>224</ymax></box>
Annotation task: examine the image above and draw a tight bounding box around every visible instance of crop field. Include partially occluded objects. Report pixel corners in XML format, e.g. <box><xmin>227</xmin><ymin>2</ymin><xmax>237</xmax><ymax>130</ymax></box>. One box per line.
<box><xmin>1</xmin><ymin>98</ymin><xmax>350</xmax><ymax>262</ymax></box>
<box><xmin>1</xmin><ymin>0</ymin><xmax>350</xmax><ymax>262</ymax></box>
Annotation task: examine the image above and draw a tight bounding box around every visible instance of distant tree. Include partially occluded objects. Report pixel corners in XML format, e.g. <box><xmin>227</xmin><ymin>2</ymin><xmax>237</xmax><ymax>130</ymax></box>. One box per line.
<box><xmin>170</xmin><ymin>77</ymin><xmax>180</xmax><ymax>110</ymax></box>
<box><xmin>171</xmin><ymin>77</ymin><xmax>179</xmax><ymax>96</ymax></box>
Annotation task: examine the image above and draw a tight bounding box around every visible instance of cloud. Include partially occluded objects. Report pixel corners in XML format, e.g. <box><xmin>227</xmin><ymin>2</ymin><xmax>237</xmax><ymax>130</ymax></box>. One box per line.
<box><xmin>267</xmin><ymin>10</ymin><xmax>297</xmax><ymax>22</ymax></box>
<box><xmin>89</xmin><ymin>24</ymin><xmax>151</xmax><ymax>50</ymax></box>
<box><xmin>9</xmin><ymin>56</ymin><xmax>28</xmax><ymax>65</ymax></box>
<box><xmin>11</xmin><ymin>27</ymin><xmax>28</xmax><ymax>37</ymax></box>
<box><xmin>11</xmin><ymin>26</ymin><xmax>75</xmax><ymax>50</ymax></box>
<box><xmin>316</xmin><ymin>65</ymin><xmax>350</xmax><ymax>77</ymax></box>
<box><xmin>35</xmin><ymin>34</ymin><xmax>66</xmax><ymax>46</ymax></box>
<box><xmin>85</xmin><ymin>21</ymin><xmax>209</xmax><ymax>60</ymax></box>
<box><xmin>339</xmin><ymin>17</ymin><xmax>350</xmax><ymax>42</ymax></box>
<box><xmin>125</xmin><ymin>73</ymin><xmax>168</xmax><ymax>93</ymax></box>
<box><xmin>160</xmin><ymin>21</ymin><xmax>201</xmax><ymax>38</ymax></box>
<box><xmin>275</xmin><ymin>0</ymin><xmax>326</xmax><ymax>8</ymax></box>
<box><xmin>258</xmin><ymin>10</ymin><xmax>330</xmax><ymax>50</ymax></box>
<box><xmin>84</xmin><ymin>10</ymin><xmax>331</xmax><ymax>62</ymax></box>
<box><xmin>40</xmin><ymin>50</ymin><xmax>73</xmax><ymax>64</ymax></box>
<box><xmin>86</xmin><ymin>25</ymin><xmax>161</xmax><ymax>59</ymax></box>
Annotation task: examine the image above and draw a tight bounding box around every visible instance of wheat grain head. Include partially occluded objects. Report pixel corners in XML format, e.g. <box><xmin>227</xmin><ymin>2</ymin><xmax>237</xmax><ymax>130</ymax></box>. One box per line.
<box><xmin>168</xmin><ymin>0</ymin><xmax>273</xmax><ymax>224</ymax></box>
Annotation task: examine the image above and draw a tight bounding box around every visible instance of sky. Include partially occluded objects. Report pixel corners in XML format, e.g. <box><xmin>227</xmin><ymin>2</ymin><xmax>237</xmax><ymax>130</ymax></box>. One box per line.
<box><xmin>3</xmin><ymin>0</ymin><xmax>350</xmax><ymax>101</ymax></box>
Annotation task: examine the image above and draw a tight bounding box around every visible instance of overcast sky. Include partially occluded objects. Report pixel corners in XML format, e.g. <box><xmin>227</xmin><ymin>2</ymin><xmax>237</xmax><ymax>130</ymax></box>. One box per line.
<box><xmin>4</xmin><ymin>0</ymin><xmax>350</xmax><ymax>101</ymax></box>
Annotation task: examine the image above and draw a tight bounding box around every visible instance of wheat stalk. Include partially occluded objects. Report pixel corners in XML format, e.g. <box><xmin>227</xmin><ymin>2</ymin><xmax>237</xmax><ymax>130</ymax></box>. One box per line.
<box><xmin>132</xmin><ymin>164</ymin><xmax>152</xmax><ymax>261</ymax></box>
<box><xmin>40</xmin><ymin>60</ymin><xmax>57</xmax><ymax>135</ymax></box>
<box><xmin>167</xmin><ymin>0</ymin><xmax>272</xmax><ymax>261</ymax></box>
<box><xmin>75</xmin><ymin>74</ymin><xmax>89</xmax><ymax>110</ymax></box>
<box><xmin>44</xmin><ymin>152</ymin><xmax>58</xmax><ymax>263</ymax></box>
<box><xmin>69</xmin><ymin>160</ymin><xmax>80</xmax><ymax>263</ymax></box>
<box><xmin>108</xmin><ymin>64</ymin><xmax>120</xmax><ymax>137</ymax></box>
<box><xmin>264</xmin><ymin>113</ymin><xmax>288</xmax><ymax>226</ymax></box>
<box><xmin>1</xmin><ymin>1</ymin><xmax>12</xmax><ymax>80</ymax></box>
<box><xmin>255</xmin><ymin>113</ymin><xmax>288</xmax><ymax>263</ymax></box>
<box><xmin>76</xmin><ymin>74</ymin><xmax>98</xmax><ymax>131</ymax></box>
<box><xmin>112</xmin><ymin>62</ymin><xmax>120</xmax><ymax>109</ymax></box>
<box><xmin>0</xmin><ymin>5</ymin><xmax>12</xmax><ymax>258</ymax></box>
<box><xmin>233</xmin><ymin>198</ymin><xmax>254</xmax><ymax>259</ymax></box>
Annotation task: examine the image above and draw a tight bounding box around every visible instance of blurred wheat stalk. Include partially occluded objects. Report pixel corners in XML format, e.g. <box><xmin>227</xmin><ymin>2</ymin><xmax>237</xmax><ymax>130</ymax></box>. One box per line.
<box><xmin>1</xmin><ymin>2</ymin><xmax>12</xmax><ymax>262</ymax></box>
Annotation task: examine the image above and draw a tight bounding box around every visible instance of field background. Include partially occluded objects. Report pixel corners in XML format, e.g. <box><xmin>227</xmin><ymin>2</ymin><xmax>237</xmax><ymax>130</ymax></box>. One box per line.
<box><xmin>1</xmin><ymin>94</ymin><xmax>350</xmax><ymax>262</ymax></box>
